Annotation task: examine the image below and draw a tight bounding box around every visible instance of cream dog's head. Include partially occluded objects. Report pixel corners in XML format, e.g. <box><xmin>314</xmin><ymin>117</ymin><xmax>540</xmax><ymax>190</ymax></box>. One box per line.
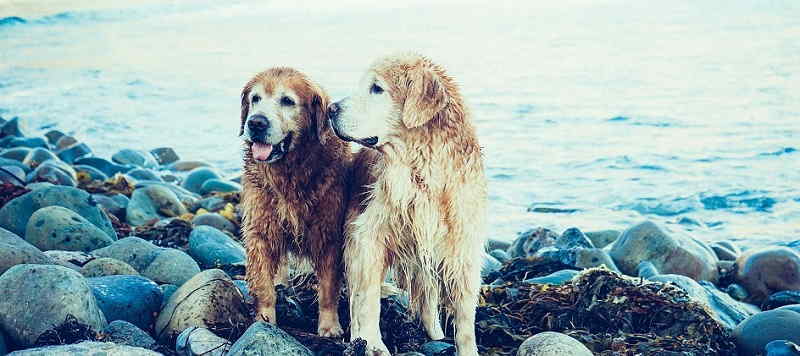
<box><xmin>240</xmin><ymin>68</ymin><xmax>329</xmax><ymax>163</ymax></box>
<box><xmin>328</xmin><ymin>53</ymin><xmax>452</xmax><ymax>148</ymax></box>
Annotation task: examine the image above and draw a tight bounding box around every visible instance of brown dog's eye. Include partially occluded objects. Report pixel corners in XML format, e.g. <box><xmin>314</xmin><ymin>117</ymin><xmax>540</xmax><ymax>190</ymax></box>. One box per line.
<box><xmin>251</xmin><ymin>95</ymin><xmax>261</xmax><ymax>104</ymax></box>
<box><xmin>280</xmin><ymin>96</ymin><xmax>295</xmax><ymax>106</ymax></box>
<box><xmin>370</xmin><ymin>83</ymin><xmax>384</xmax><ymax>94</ymax></box>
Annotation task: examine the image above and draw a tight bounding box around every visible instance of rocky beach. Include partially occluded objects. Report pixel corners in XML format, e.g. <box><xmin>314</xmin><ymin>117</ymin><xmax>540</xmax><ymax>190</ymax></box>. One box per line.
<box><xmin>0</xmin><ymin>116</ymin><xmax>799</xmax><ymax>355</ymax></box>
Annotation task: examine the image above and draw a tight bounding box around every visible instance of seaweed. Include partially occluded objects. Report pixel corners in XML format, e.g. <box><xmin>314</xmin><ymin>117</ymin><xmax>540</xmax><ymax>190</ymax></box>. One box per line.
<box><xmin>0</xmin><ymin>182</ymin><xmax>29</xmax><ymax>208</ymax></box>
<box><xmin>78</xmin><ymin>174</ymin><xmax>135</xmax><ymax>197</ymax></box>
<box><xmin>34</xmin><ymin>315</ymin><xmax>100</xmax><ymax>347</ymax></box>
<box><xmin>134</xmin><ymin>218</ymin><xmax>193</xmax><ymax>249</ymax></box>
<box><xmin>475</xmin><ymin>268</ymin><xmax>737</xmax><ymax>355</ymax></box>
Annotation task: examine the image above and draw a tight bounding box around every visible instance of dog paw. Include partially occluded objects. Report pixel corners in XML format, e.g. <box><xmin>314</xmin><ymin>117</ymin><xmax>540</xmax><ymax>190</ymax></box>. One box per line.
<box><xmin>363</xmin><ymin>339</ymin><xmax>390</xmax><ymax>356</ymax></box>
<box><xmin>317</xmin><ymin>322</ymin><xmax>344</xmax><ymax>338</ymax></box>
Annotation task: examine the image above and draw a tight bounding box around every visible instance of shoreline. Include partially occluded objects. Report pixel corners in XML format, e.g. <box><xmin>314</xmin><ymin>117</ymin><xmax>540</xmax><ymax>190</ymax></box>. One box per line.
<box><xmin>1</xmin><ymin>115</ymin><xmax>799</xmax><ymax>355</ymax></box>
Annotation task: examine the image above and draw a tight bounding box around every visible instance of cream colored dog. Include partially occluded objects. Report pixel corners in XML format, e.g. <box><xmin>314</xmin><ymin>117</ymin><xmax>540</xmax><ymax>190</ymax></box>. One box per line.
<box><xmin>329</xmin><ymin>53</ymin><xmax>487</xmax><ymax>356</ymax></box>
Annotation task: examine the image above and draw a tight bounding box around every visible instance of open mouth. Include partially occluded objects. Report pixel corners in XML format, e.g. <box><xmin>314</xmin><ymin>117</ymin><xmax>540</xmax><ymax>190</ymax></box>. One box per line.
<box><xmin>250</xmin><ymin>132</ymin><xmax>293</xmax><ymax>163</ymax></box>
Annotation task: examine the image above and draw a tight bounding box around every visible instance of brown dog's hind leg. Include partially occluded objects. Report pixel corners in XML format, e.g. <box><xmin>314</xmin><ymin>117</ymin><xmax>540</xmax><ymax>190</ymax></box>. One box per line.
<box><xmin>314</xmin><ymin>244</ymin><xmax>344</xmax><ymax>337</ymax></box>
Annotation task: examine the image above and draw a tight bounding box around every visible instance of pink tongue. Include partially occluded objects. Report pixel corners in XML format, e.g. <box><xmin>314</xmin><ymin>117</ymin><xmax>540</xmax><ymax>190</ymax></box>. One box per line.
<box><xmin>252</xmin><ymin>142</ymin><xmax>273</xmax><ymax>161</ymax></box>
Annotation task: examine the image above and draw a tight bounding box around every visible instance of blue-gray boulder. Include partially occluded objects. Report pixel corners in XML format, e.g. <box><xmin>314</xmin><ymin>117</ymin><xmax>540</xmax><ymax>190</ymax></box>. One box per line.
<box><xmin>227</xmin><ymin>322</ymin><xmax>312</xmax><ymax>356</ymax></box>
<box><xmin>181</xmin><ymin>167</ymin><xmax>221</xmax><ymax>194</ymax></box>
<box><xmin>0</xmin><ymin>227</ymin><xmax>53</xmax><ymax>275</ymax></box>
<box><xmin>188</xmin><ymin>225</ymin><xmax>245</xmax><ymax>269</ymax></box>
<box><xmin>0</xmin><ymin>264</ymin><xmax>107</xmax><ymax>347</ymax></box>
<box><xmin>0</xmin><ymin>185</ymin><xmax>117</xmax><ymax>240</ymax></box>
<box><xmin>126</xmin><ymin>185</ymin><xmax>188</xmax><ymax>226</ymax></box>
<box><xmin>103</xmin><ymin>320</ymin><xmax>157</xmax><ymax>350</ymax></box>
<box><xmin>24</xmin><ymin>206</ymin><xmax>114</xmax><ymax>252</ymax></box>
<box><xmin>88</xmin><ymin>275</ymin><xmax>162</xmax><ymax>331</ymax></box>
<box><xmin>200</xmin><ymin>179</ymin><xmax>241</xmax><ymax>194</ymax></box>
<box><xmin>112</xmin><ymin>149</ymin><xmax>158</xmax><ymax>168</ymax></box>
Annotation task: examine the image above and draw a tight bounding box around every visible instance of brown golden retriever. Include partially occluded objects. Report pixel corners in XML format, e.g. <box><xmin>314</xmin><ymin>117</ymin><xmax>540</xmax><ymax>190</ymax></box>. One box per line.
<box><xmin>239</xmin><ymin>68</ymin><xmax>349</xmax><ymax>337</ymax></box>
<box><xmin>329</xmin><ymin>53</ymin><xmax>488</xmax><ymax>356</ymax></box>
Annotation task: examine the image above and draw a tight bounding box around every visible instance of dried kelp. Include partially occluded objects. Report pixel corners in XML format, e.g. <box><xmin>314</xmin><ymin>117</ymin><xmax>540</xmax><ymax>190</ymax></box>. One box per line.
<box><xmin>135</xmin><ymin>218</ymin><xmax>193</xmax><ymax>249</ymax></box>
<box><xmin>79</xmin><ymin>174</ymin><xmax>135</xmax><ymax>197</ymax></box>
<box><xmin>476</xmin><ymin>268</ymin><xmax>737</xmax><ymax>355</ymax></box>
<box><xmin>0</xmin><ymin>182</ymin><xmax>29</xmax><ymax>208</ymax></box>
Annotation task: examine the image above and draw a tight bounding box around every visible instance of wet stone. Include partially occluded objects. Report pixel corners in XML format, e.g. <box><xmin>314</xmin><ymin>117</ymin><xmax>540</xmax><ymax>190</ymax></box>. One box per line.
<box><xmin>55</xmin><ymin>135</ymin><xmax>78</xmax><ymax>150</ymax></box>
<box><xmin>44</xmin><ymin>129</ymin><xmax>65</xmax><ymax>145</ymax></box>
<box><xmin>181</xmin><ymin>167</ymin><xmax>222</xmax><ymax>195</ymax></box>
<box><xmin>21</xmin><ymin>148</ymin><xmax>57</xmax><ymax>169</ymax></box>
<box><xmin>127</xmin><ymin>168</ymin><xmax>162</xmax><ymax>182</ymax></box>
<box><xmin>0</xmin><ymin>147</ymin><xmax>31</xmax><ymax>161</ymax></box>
<box><xmin>175</xmin><ymin>326</ymin><xmax>230</xmax><ymax>356</ymax></box>
<box><xmin>226</xmin><ymin>322</ymin><xmax>312</xmax><ymax>356</ymax></box>
<box><xmin>126</xmin><ymin>185</ymin><xmax>188</xmax><ymax>226</ymax></box>
<box><xmin>0</xmin><ymin>227</ymin><xmax>54</xmax><ymax>275</ymax></box>
<box><xmin>26</xmin><ymin>159</ymin><xmax>77</xmax><ymax>186</ymax></box>
<box><xmin>112</xmin><ymin>149</ymin><xmax>158</xmax><ymax>168</ymax></box>
<box><xmin>150</xmin><ymin>147</ymin><xmax>180</xmax><ymax>165</ymax></box>
<box><xmin>74</xmin><ymin>156</ymin><xmax>133</xmax><ymax>176</ymax></box>
<box><xmin>3</xmin><ymin>137</ymin><xmax>47</xmax><ymax>149</ymax></box>
<box><xmin>88</xmin><ymin>275</ymin><xmax>163</xmax><ymax>331</ymax></box>
<box><xmin>200</xmin><ymin>179</ymin><xmax>241</xmax><ymax>194</ymax></box>
<box><xmin>103</xmin><ymin>320</ymin><xmax>157</xmax><ymax>350</ymax></box>
<box><xmin>7</xmin><ymin>341</ymin><xmax>160</xmax><ymax>356</ymax></box>
<box><xmin>734</xmin><ymin>308</ymin><xmax>800</xmax><ymax>356</ymax></box>
<box><xmin>55</xmin><ymin>142</ymin><xmax>92</xmax><ymax>164</ymax></box>
<box><xmin>508</xmin><ymin>227</ymin><xmax>559</xmax><ymax>258</ymax></box>
<box><xmin>735</xmin><ymin>247</ymin><xmax>800</xmax><ymax>303</ymax></box>
<box><xmin>24</xmin><ymin>206</ymin><xmax>114</xmax><ymax>252</ymax></box>
<box><xmin>74</xmin><ymin>164</ymin><xmax>109</xmax><ymax>182</ymax></box>
<box><xmin>517</xmin><ymin>332</ymin><xmax>593</xmax><ymax>356</ymax></box>
<box><xmin>81</xmin><ymin>257</ymin><xmax>139</xmax><ymax>277</ymax></box>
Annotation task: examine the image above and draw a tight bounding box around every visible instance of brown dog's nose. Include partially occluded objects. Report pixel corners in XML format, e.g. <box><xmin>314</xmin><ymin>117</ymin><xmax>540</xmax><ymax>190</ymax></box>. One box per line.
<box><xmin>248</xmin><ymin>114</ymin><xmax>270</xmax><ymax>132</ymax></box>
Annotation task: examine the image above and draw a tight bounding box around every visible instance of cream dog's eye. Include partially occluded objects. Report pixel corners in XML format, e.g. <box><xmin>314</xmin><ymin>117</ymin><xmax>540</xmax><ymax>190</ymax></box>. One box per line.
<box><xmin>280</xmin><ymin>96</ymin><xmax>295</xmax><ymax>106</ymax></box>
<box><xmin>370</xmin><ymin>84</ymin><xmax>383</xmax><ymax>94</ymax></box>
<box><xmin>252</xmin><ymin>95</ymin><xmax>261</xmax><ymax>104</ymax></box>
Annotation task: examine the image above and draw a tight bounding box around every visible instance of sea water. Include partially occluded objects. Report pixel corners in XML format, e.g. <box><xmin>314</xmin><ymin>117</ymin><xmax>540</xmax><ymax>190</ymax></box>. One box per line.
<box><xmin>1</xmin><ymin>0</ymin><xmax>798</xmax><ymax>246</ymax></box>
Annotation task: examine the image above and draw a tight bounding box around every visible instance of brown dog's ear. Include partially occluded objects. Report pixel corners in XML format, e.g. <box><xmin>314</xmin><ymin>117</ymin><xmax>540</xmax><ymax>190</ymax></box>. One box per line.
<box><xmin>402</xmin><ymin>65</ymin><xmax>449</xmax><ymax>129</ymax></box>
<box><xmin>239</xmin><ymin>86</ymin><xmax>251</xmax><ymax>137</ymax></box>
<box><xmin>309</xmin><ymin>93</ymin><xmax>330</xmax><ymax>144</ymax></box>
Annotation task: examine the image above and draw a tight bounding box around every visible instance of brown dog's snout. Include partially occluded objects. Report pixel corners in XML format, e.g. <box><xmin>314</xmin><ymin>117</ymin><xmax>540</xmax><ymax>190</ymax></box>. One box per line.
<box><xmin>247</xmin><ymin>114</ymin><xmax>270</xmax><ymax>133</ymax></box>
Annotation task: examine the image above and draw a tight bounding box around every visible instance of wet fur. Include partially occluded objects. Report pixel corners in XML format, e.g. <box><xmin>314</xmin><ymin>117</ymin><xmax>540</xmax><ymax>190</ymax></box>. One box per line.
<box><xmin>342</xmin><ymin>54</ymin><xmax>488</xmax><ymax>356</ymax></box>
<box><xmin>240</xmin><ymin>68</ymin><xmax>350</xmax><ymax>337</ymax></box>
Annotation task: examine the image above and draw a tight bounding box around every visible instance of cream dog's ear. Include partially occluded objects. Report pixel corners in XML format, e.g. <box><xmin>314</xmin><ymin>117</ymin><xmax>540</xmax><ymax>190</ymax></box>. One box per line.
<box><xmin>402</xmin><ymin>65</ymin><xmax>449</xmax><ymax>129</ymax></box>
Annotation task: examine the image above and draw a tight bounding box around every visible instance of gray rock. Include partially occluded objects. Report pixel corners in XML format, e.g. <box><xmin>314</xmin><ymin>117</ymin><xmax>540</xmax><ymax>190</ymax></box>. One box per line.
<box><xmin>74</xmin><ymin>164</ymin><xmax>108</xmax><ymax>182</ymax></box>
<box><xmin>765</xmin><ymin>340</ymin><xmax>800</xmax><ymax>356</ymax></box>
<box><xmin>508</xmin><ymin>227</ymin><xmax>559</xmax><ymax>258</ymax></box>
<box><xmin>523</xmin><ymin>269</ymin><xmax>580</xmax><ymax>286</ymax></box>
<box><xmin>226</xmin><ymin>322</ymin><xmax>311</xmax><ymax>356</ymax></box>
<box><xmin>200</xmin><ymin>179</ymin><xmax>241</xmax><ymax>194</ymax></box>
<box><xmin>609</xmin><ymin>221</ymin><xmax>718</xmax><ymax>282</ymax></box>
<box><xmin>26</xmin><ymin>159</ymin><xmax>77</xmax><ymax>186</ymax></box>
<box><xmin>154</xmin><ymin>269</ymin><xmax>249</xmax><ymax>344</ymax></box>
<box><xmin>420</xmin><ymin>340</ymin><xmax>454</xmax><ymax>356</ymax></box>
<box><xmin>176</xmin><ymin>327</ymin><xmax>230</xmax><ymax>356</ymax></box>
<box><xmin>135</xmin><ymin>181</ymin><xmax>200</xmax><ymax>206</ymax></box>
<box><xmin>181</xmin><ymin>167</ymin><xmax>222</xmax><ymax>194</ymax></box>
<box><xmin>190</xmin><ymin>196</ymin><xmax>227</xmax><ymax>213</ymax></box>
<box><xmin>585</xmin><ymin>230</ymin><xmax>620</xmax><ymax>248</ymax></box>
<box><xmin>0</xmin><ymin>147</ymin><xmax>31</xmax><ymax>161</ymax></box>
<box><xmin>54</xmin><ymin>135</ymin><xmax>78</xmax><ymax>150</ymax></box>
<box><xmin>188</xmin><ymin>225</ymin><xmax>245</xmax><ymax>269</ymax></box>
<box><xmin>142</xmin><ymin>248</ymin><xmax>200</xmax><ymax>285</ymax></box>
<box><xmin>556</xmin><ymin>227</ymin><xmax>594</xmax><ymax>250</ymax></box>
<box><xmin>44</xmin><ymin>130</ymin><xmax>65</xmax><ymax>145</ymax></box>
<box><xmin>486</xmin><ymin>238</ymin><xmax>511</xmax><ymax>252</ymax></box>
<box><xmin>517</xmin><ymin>331</ymin><xmax>593</xmax><ymax>356</ymax></box>
<box><xmin>0</xmin><ymin>157</ymin><xmax>30</xmax><ymax>173</ymax></box>
<box><xmin>127</xmin><ymin>168</ymin><xmax>162</xmax><ymax>182</ymax></box>
<box><xmin>734</xmin><ymin>308</ymin><xmax>800</xmax><ymax>356</ymax></box>
<box><xmin>160</xmin><ymin>284</ymin><xmax>179</xmax><ymax>307</ymax></box>
<box><xmin>482</xmin><ymin>252</ymin><xmax>502</xmax><ymax>278</ymax></box>
<box><xmin>650</xmin><ymin>273</ymin><xmax>758</xmax><ymax>330</ymax></box>
<box><xmin>168</xmin><ymin>160</ymin><xmax>212</xmax><ymax>172</ymax></box>
<box><xmin>0</xmin><ymin>117</ymin><xmax>26</xmax><ymax>138</ymax></box>
<box><xmin>127</xmin><ymin>185</ymin><xmax>188</xmax><ymax>226</ymax></box>
<box><xmin>3</xmin><ymin>137</ymin><xmax>47</xmax><ymax>149</ymax></box>
<box><xmin>574</xmin><ymin>248</ymin><xmax>620</xmax><ymax>272</ymax></box>
<box><xmin>0</xmin><ymin>185</ymin><xmax>117</xmax><ymax>240</ymax></box>
<box><xmin>0</xmin><ymin>329</ymin><xmax>6</xmax><ymax>355</ymax></box>
<box><xmin>24</xmin><ymin>182</ymin><xmax>54</xmax><ymax>191</ymax></box>
<box><xmin>0</xmin><ymin>264</ymin><xmax>107</xmax><ymax>347</ymax></box>
<box><xmin>150</xmin><ymin>147</ymin><xmax>180</xmax><ymax>165</ymax></box>
<box><xmin>55</xmin><ymin>142</ymin><xmax>92</xmax><ymax>164</ymax></box>
<box><xmin>7</xmin><ymin>341</ymin><xmax>160</xmax><ymax>356</ymax></box>
<box><xmin>103</xmin><ymin>320</ymin><xmax>157</xmax><ymax>350</ymax></box>
<box><xmin>0</xmin><ymin>227</ymin><xmax>53</xmax><ymax>275</ymax></box>
<box><xmin>21</xmin><ymin>148</ymin><xmax>57</xmax><ymax>169</ymax></box>
<box><xmin>74</xmin><ymin>157</ymin><xmax>133</xmax><ymax>176</ymax></box>
<box><xmin>81</xmin><ymin>257</ymin><xmax>139</xmax><ymax>277</ymax></box>
<box><xmin>93</xmin><ymin>193</ymin><xmax>129</xmax><ymax>220</ymax></box>
<box><xmin>92</xmin><ymin>236</ymin><xmax>159</xmax><ymax>271</ymax></box>
<box><xmin>192</xmin><ymin>213</ymin><xmax>236</xmax><ymax>234</ymax></box>
<box><xmin>43</xmin><ymin>250</ymin><xmax>93</xmax><ymax>271</ymax></box>
<box><xmin>88</xmin><ymin>275</ymin><xmax>162</xmax><ymax>331</ymax></box>
<box><xmin>735</xmin><ymin>247</ymin><xmax>800</xmax><ymax>303</ymax></box>
<box><xmin>1</xmin><ymin>165</ymin><xmax>26</xmax><ymax>185</ymax></box>
<box><xmin>489</xmin><ymin>249</ymin><xmax>510</xmax><ymax>264</ymax></box>
<box><xmin>112</xmin><ymin>149</ymin><xmax>158</xmax><ymax>168</ymax></box>
<box><xmin>25</xmin><ymin>206</ymin><xmax>113</xmax><ymax>252</ymax></box>
<box><xmin>763</xmin><ymin>291</ymin><xmax>800</xmax><ymax>310</ymax></box>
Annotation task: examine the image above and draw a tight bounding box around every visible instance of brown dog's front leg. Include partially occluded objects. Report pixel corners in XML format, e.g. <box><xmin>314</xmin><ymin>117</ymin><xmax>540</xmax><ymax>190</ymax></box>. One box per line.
<box><xmin>315</xmin><ymin>246</ymin><xmax>344</xmax><ymax>337</ymax></box>
<box><xmin>245</xmin><ymin>233</ymin><xmax>279</xmax><ymax>324</ymax></box>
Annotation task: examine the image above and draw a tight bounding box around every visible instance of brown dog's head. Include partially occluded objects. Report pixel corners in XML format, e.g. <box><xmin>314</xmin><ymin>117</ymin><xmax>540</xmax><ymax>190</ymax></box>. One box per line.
<box><xmin>327</xmin><ymin>52</ymin><xmax>453</xmax><ymax>148</ymax></box>
<box><xmin>240</xmin><ymin>68</ymin><xmax>330</xmax><ymax>163</ymax></box>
